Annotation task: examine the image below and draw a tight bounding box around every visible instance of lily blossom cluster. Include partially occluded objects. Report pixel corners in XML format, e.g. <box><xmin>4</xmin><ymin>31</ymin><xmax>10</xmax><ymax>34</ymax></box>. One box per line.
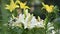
<box><xmin>9</xmin><ymin>10</ymin><xmax>44</xmax><ymax>29</ymax></box>
<box><xmin>5</xmin><ymin>0</ymin><xmax>30</xmax><ymax>12</ymax></box>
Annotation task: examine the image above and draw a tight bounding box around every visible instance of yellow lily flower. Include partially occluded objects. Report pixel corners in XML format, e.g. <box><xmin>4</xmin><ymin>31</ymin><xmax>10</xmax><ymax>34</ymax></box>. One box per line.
<box><xmin>5</xmin><ymin>0</ymin><xmax>19</xmax><ymax>12</ymax></box>
<box><xmin>42</xmin><ymin>2</ymin><xmax>54</xmax><ymax>13</ymax></box>
<box><xmin>19</xmin><ymin>2</ymin><xmax>30</xmax><ymax>9</ymax></box>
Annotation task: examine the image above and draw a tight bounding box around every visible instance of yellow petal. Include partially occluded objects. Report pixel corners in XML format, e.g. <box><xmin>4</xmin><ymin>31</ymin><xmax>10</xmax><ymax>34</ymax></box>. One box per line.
<box><xmin>20</xmin><ymin>2</ymin><xmax>26</xmax><ymax>8</ymax></box>
<box><xmin>16</xmin><ymin>5</ymin><xmax>19</xmax><ymax>8</ymax></box>
<box><xmin>15</xmin><ymin>0</ymin><xmax>20</xmax><ymax>4</ymax></box>
<box><xmin>25</xmin><ymin>6</ymin><xmax>30</xmax><ymax>9</ymax></box>
<box><xmin>5</xmin><ymin>5</ymin><xmax>10</xmax><ymax>9</ymax></box>
<box><xmin>42</xmin><ymin>2</ymin><xmax>45</xmax><ymax>7</ymax></box>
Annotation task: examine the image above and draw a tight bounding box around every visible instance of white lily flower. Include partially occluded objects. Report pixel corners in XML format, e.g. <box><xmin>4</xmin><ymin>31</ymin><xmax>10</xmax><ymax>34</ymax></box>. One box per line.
<box><xmin>23</xmin><ymin>13</ymin><xmax>32</xmax><ymax>29</ymax></box>
<box><xmin>35</xmin><ymin>20</ymin><xmax>44</xmax><ymax>28</ymax></box>
<box><xmin>15</xmin><ymin>14</ymin><xmax>25</xmax><ymax>23</ymax></box>
<box><xmin>28</xmin><ymin>16</ymin><xmax>37</xmax><ymax>29</ymax></box>
<box><xmin>23</xmin><ymin>16</ymin><xmax>30</xmax><ymax>29</ymax></box>
<box><xmin>9</xmin><ymin>17</ymin><xmax>18</xmax><ymax>26</ymax></box>
<box><xmin>52</xmin><ymin>30</ymin><xmax>56</xmax><ymax>34</ymax></box>
<box><xmin>9</xmin><ymin>14</ymin><xmax>25</xmax><ymax>28</ymax></box>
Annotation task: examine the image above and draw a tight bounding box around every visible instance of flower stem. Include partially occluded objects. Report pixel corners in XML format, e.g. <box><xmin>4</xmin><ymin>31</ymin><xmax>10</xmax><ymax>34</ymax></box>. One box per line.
<box><xmin>44</xmin><ymin>13</ymin><xmax>50</xmax><ymax>34</ymax></box>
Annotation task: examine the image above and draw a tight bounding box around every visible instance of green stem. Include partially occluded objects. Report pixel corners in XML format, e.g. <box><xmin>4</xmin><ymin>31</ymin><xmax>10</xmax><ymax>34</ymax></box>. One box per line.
<box><xmin>23</xmin><ymin>9</ymin><xmax>26</xmax><ymax>19</ymax></box>
<box><xmin>44</xmin><ymin>13</ymin><xmax>50</xmax><ymax>34</ymax></box>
